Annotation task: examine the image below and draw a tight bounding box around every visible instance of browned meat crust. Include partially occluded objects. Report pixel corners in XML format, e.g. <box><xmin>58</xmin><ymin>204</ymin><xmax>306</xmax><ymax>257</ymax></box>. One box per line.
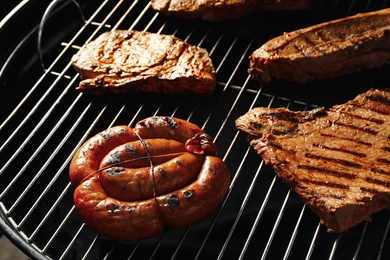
<box><xmin>249</xmin><ymin>8</ymin><xmax>390</xmax><ymax>85</ymax></box>
<box><xmin>151</xmin><ymin>0</ymin><xmax>312</xmax><ymax>22</ymax></box>
<box><xmin>71</xmin><ymin>30</ymin><xmax>216</xmax><ymax>96</ymax></box>
<box><xmin>235</xmin><ymin>88</ymin><xmax>390</xmax><ymax>233</ymax></box>
<box><xmin>70</xmin><ymin>117</ymin><xmax>230</xmax><ymax>240</ymax></box>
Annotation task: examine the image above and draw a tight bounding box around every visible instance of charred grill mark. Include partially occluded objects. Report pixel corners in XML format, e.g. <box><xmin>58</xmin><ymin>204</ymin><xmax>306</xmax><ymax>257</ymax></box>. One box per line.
<box><xmin>365</xmin><ymin>94</ymin><xmax>390</xmax><ymax>106</ymax></box>
<box><xmin>304</xmin><ymin>153</ymin><xmax>362</xmax><ymax>169</ymax></box>
<box><xmin>359</xmin><ymin>187</ymin><xmax>380</xmax><ymax>195</ymax></box>
<box><xmin>250</xmin><ymin>122</ymin><xmax>262</xmax><ymax>130</ymax></box>
<box><xmin>333</xmin><ymin>121</ymin><xmax>378</xmax><ymax>135</ymax></box>
<box><xmin>300</xmin><ymin>178</ymin><xmax>349</xmax><ymax>189</ymax></box>
<box><xmin>175</xmin><ymin>160</ymin><xmax>183</xmax><ymax>166</ymax></box>
<box><xmin>377</xmin><ymin>158</ymin><xmax>390</xmax><ymax>164</ymax></box>
<box><xmin>348</xmin><ymin>93</ymin><xmax>390</xmax><ymax>113</ymax></box>
<box><xmin>267</xmin><ymin>141</ymin><xmax>296</xmax><ymax>154</ymax></box>
<box><xmin>365</xmin><ymin>177</ymin><xmax>390</xmax><ymax>187</ymax></box>
<box><xmin>320</xmin><ymin>133</ymin><xmax>372</xmax><ymax>146</ymax></box>
<box><xmin>360</xmin><ymin>105</ymin><xmax>390</xmax><ymax>116</ymax></box>
<box><xmin>297</xmin><ymin>165</ymin><xmax>356</xmax><ymax>179</ymax></box>
<box><xmin>371</xmin><ymin>167</ymin><xmax>390</xmax><ymax>176</ymax></box>
<box><xmin>267</xmin><ymin>141</ymin><xmax>283</xmax><ymax>150</ymax></box>
<box><xmin>383</xmin><ymin>146</ymin><xmax>390</xmax><ymax>152</ymax></box>
<box><xmin>106</xmin><ymin>202</ymin><xmax>121</xmax><ymax>215</ymax></box>
<box><xmin>156</xmin><ymin>166</ymin><xmax>168</xmax><ymax>177</ymax></box>
<box><xmin>165</xmin><ymin>117</ymin><xmax>179</xmax><ymax>129</ymax></box>
<box><xmin>340</xmin><ymin>111</ymin><xmax>384</xmax><ymax>124</ymax></box>
<box><xmin>271</xmin><ymin>129</ymin><xmax>289</xmax><ymax>135</ymax></box>
<box><xmin>108</xmin><ymin>151</ymin><xmax>121</xmax><ymax>164</ymax></box>
<box><xmin>356</xmin><ymin>94</ymin><xmax>390</xmax><ymax>115</ymax></box>
<box><xmin>124</xmin><ymin>144</ymin><xmax>138</xmax><ymax>154</ymax></box>
<box><xmin>312</xmin><ymin>143</ymin><xmax>366</xmax><ymax>158</ymax></box>
<box><xmin>302</xmin><ymin>34</ymin><xmax>327</xmax><ymax>55</ymax></box>
<box><xmin>355</xmin><ymin>197</ymin><xmax>373</xmax><ymax>203</ymax></box>
<box><xmin>208</xmin><ymin>167</ymin><xmax>216</xmax><ymax>175</ymax></box>
<box><xmin>183</xmin><ymin>190</ymin><xmax>193</xmax><ymax>199</ymax></box>
<box><xmin>104</xmin><ymin>167</ymin><xmax>123</xmax><ymax>177</ymax></box>
<box><xmin>262</xmin><ymin>111</ymin><xmax>299</xmax><ymax>122</ymax></box>
<box><xmin>101</xmin><ymin>132</ymin><xmax>112</xmax><ymax>141</ymax></box>
<box><xmin>165</xmin><ymin>194</ymin><xmax>180</xmax><ymax>206</ymax></box>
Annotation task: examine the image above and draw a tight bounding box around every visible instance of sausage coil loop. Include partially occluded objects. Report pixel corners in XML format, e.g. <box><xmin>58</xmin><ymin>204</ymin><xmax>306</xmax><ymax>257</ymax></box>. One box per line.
<box><xmin>69</xmin><ymin>116</ymin><xmax>230</xmax><ymax>240</ymax></box>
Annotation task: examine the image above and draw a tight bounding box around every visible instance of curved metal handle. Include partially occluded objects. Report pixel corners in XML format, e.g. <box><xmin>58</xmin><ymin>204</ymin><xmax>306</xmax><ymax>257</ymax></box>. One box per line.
<box><xmin>37</xmin><ymin>0</ymin><xmax>85</xmax><ymax>71</ymax></box>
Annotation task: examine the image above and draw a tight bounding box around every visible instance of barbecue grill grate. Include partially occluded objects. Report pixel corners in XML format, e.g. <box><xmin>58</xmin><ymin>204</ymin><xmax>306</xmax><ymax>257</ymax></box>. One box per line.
<box><xmin>1</xmin><ymin>0</ymin><xmax>390</xmax><ymax>259</ymax></box>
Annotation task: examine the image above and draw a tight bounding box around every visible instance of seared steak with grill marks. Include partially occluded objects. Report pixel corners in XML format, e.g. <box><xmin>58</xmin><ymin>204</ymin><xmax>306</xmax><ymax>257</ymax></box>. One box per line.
<box><xmin>150</xmin><ymin>0</ymin><xmax>312</xmax><ymax>22</ymax></box>
<box><xmin>72</xmin><ymin>30</ymin><xmax>216</xmax><ymax>96</ymax></box>
<box><xmin>235</xmin><ymin>88</ymin><xmax>390</xmax><ymax>233</ymax></box>
<box><xmin>249</xmin><ymin>8</ymin><xmax>390</xmax><ymax>85</ymax></box>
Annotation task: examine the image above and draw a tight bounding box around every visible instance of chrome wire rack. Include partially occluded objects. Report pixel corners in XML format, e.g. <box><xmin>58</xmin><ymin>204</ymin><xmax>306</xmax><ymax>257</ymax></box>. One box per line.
<box><xmin>0</xmin><ymin>0</ymin><xmax>389</xmax><ymax>259</ymax></box>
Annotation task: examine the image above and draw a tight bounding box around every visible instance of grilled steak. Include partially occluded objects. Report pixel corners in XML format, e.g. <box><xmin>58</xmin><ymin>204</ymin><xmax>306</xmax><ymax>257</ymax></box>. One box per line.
<box><xmin>249</xmin><ymin>8</ymin><xmax>390</xmax><ymax>85</ymax></box>
<box><xmin>150</xmin><ymin>0</ymin><xmax>312</xmax><ymax>22</ymax></box>
<box><xmin>72</xmin><ymin>30</ymin><xmax>216</xmax><ymax>96</ymax></box>
<box><xmin>235</xmin><ymin>88</ymin><xmax>390</xmax><ymax>233</ymax></box>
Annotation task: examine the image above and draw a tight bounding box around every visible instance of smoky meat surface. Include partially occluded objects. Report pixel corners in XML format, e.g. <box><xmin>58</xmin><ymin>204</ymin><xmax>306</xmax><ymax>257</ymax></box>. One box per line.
<box><xmin>72</xmin><ymin>30</ymin><xmax>216</xmax><ymax>96</ymax></box>
<box><xmin>236</xmin><ymin>88</ymin><xmax>390</xmax><ymax>233</ymax></box>
<box><xmin>249</xmin><ymin>8</ymin><xmax>390</xmax><ymax>85</ymax></box>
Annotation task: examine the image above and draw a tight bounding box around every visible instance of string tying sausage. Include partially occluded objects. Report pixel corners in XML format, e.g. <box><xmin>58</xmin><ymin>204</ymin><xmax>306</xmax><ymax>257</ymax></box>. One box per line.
<box><xmin>69</xmin><ymin>116</ymin><xmax>230</xmax><ymax>240</ymax></box>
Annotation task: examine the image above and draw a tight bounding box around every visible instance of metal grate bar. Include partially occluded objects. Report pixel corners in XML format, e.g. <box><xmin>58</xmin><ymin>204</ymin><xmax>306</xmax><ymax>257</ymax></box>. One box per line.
<box><xmin>352</xmin><ymin>222</ymin><xmax>368</xmax><ymax>259</ymax></box>
<box><xmin>0</xmin><ymin>0</ymin><xmax>111</xmax><ymax>133</ymax></box>
<box><xmin>4</xmin><ymin>1</ymin><xmax>147</xmax><ymax>245</ymax></box>
<box><xmin>5</xmin><ymin>77</ymin><xmax>80</xmax><ymax>216</ymax></box>
<box><xmin>127</xmin><ymin>1</ymin><xmax>154</xmax><ymax>32</ymax></box>
<box><xmin>81</xmin><ymin>234</ymin><xmax>100</xmax><ymax>260</ymax></box>
<box><xmin>38</xmin><ymin>102</ymin><xmax>115</xmax><ymax>254</ymax></box>
<box><xmin>0</xmin><ymin>73</ymin><xmax>80</xmax><ymax>203</ymax></box>
<box><xmin>378</xmin><ymin>218</ymin><xmax>390</xmax><ymax>259</ymax></box>
<box><xmin>33</xmin><ymin>2</ymin><xmax>180</xmax><ymax>256</ymax></box>
<box><xmin>283</xmin><ymin>204</ymin><xmax>308</xmax><ymax>260</ymax></box>
<box><xmin>328</xmin><ymin>235</ymin><xmax>341</xmax><ymax>260</ymax></box>
<box><xmin>1</xmin><ymin>0</ymin><xmax>390</xmax><ymax>259</ymax></box>
<box><xmin>27</xmin><ymin>178</ymin><xmax>72</xmax><ymax>241</ymax></box>
<box><xmin>261</xmin><ymin>190</ymin><xmax>292</xmax><ymax>260</ymax></box>
<box><xmin>58</xmin><ymin>222</ymin><xmax>85</xmax><ymax>260</ymax></box>
<box><xmin>221</xmin><ymin>152</ymin><xmax>265</xmax><ymax>260</ymax></box>
<box><xmin>305</xmin><ymin>222</ymin><xmax>322</xmax><ymax>260</ymax></box>
<box><xmin>113</xmin><ymin>0</ymin><xmax>143</xmax><ymax>31</ymax></box>
<box><xmin>239</xmin><ymin>174</ymin><xmax>278</xmax><ymax>260</ymax></box>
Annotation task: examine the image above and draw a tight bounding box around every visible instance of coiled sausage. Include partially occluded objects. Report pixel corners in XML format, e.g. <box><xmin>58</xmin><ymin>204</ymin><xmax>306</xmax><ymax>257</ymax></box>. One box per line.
<box><xmin>70</xmin><ymin>116</ymin><xmax>230</xmax><ymax>240</ymax></box>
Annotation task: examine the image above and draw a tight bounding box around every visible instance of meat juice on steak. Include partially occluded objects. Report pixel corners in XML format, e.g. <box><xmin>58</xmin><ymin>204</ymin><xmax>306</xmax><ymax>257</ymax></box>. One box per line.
<box><xmin>249</xmin><ymin>8</ymin><xmax>390</xmax><ymax>85</ymax></box>
<box><xmin>236</xmin><ymin>88</ymin><xmax>390</xmax><ymax>233</ymax></box>
<box><xmin>72</xmin><ymin>30</ymin><xmax>216</xmax><ymax>96</ymax></box>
